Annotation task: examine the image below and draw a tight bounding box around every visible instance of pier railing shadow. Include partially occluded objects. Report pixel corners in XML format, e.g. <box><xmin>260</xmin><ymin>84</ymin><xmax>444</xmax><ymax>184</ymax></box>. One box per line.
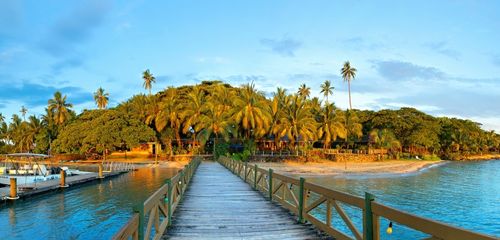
<box><xmin>218</xmin><ymin>156</ymin><xmax>497</xmax><ymax>240</ymax></box>
<box><xmin>112</xmin><ymin>157</ymin><xmax>201</xmax><ymax>240</ymax></box>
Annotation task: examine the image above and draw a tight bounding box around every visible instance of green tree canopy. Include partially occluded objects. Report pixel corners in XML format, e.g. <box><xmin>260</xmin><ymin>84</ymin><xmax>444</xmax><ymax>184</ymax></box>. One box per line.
<box><xmin>52</xmin><ymin>109</ymin><xmax>155</xmax><ymax>155</ymax></box>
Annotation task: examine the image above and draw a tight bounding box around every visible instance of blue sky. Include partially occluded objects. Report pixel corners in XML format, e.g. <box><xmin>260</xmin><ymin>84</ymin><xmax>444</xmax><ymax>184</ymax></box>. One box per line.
<box><xmin>1</xmin><ymin>0</ymin><xmax>499</xmax><ymax>131</ymax></box>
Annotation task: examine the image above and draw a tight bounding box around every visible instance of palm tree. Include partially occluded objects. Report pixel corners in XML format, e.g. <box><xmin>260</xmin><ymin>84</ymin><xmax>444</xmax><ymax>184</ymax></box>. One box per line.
<box><xmin>41</xmin><ymin>108</ymin><xmax>57</xmax><ymax>154</ymax></box>
<box><xmin>298</xmin><ymin>84</ymin><xmax>311</xmax><ymax>99</ymax></box>
<box><xmin>93</xmin><ymin>87</ymin><xmax>109</xmax><ymax>109</ymax></box>
<box><xmin>317</xmin><ymin>105</ymin><xmax>347</xmax><ymax>149</ymax></box>
<box><xmin>279</xmin><ymin>95</ymin><xmax>317</xmax><ymax>148</ymax></box>
<box><xmin>345</xmin><ymin>110</ymin><xmax>363</xmax><ymax>148</ymax></box>
<box><xmin>142</xmin><ymin>69</ymin><xmax>156</xmax><ymax>95</ymax></box>
<box><xmin>20</xmin><ymin>106</ymin><xmax>28</xmax><ymax>121</ymax></box>
<box><xmin>8</xmin><ymin>114</ymin><xmax>23</xmax><ymax>152</ymax></box>
<box><xmin>180</xmin><ymin>86</ymin><xmax>206</xmax><ymax>146</ymax></box>
<box><xmin>0</xmin><ymin>113</ymin><xmax>4</xmax><ymax>123</ymax></box>
<box><xmin>198</xmin><ymin>100</ymin><xmax>233</xmax><ymax>155</ymax></box>
<box><xmin>48</xmin><ymin>91</ymin><xmax>73</xmax><ymax>126</ymax></box>
<box><xmin>161</xmin><ymin>88</ymin><xmax>182</xmax><ymax>147</ymax></box>
<box><xmin>267</xmin><ymin>88</ymin><xmax>287</xmax><ymax>149</ymax></box>
<box><xmin>341</xmin><ymin>61</ymin><xmax>357</xmax><ymax>109</ymax></box>
<box><xmin>320</xmin><ymin>80</ymin><xmax>334</xmax><ymax>105</ymax></box>
<box><xmin>23</xmin><ymin>115</ymin><xmax>41</xmax><ymax>152</ymax></box>
<box><xmin>232</xmin><ymin>82</ymin><xmax>271</xmax><ymax>139</ymax></box>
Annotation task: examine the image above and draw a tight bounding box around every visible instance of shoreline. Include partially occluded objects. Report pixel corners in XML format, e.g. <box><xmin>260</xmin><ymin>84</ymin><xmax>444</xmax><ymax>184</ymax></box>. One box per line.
<box><xmin>251</xmin><ymin>159</ymin><xmax>446</xmax><ymax>177</ymax></box>
<box><xmin>458</xmin><ymin>153</ymin><xmax>500</xmax><ymax>161</ymax></box>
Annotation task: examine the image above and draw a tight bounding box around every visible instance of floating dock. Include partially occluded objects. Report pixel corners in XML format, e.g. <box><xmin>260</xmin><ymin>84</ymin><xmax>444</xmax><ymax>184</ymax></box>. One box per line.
<box><xmin>0</xmin><ymin>171</ymin><xmax>126</xmax><ymax>200</ymax></box>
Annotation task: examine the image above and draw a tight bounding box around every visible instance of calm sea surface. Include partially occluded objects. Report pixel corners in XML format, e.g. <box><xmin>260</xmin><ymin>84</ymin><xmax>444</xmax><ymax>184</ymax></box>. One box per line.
<box><xmin>0</xmin><ymin>167</ymin><xmax>179</xmax><ymax>240</ymax></box>
<box><xmin>306</xmin><ymin>159</ymin><xmax>500</xmax><ymax>239</ymax></box>
<box><xmin>0</xmin><ymin>160</ymin><xmax>498</xmax><ymax>239</ymax></box>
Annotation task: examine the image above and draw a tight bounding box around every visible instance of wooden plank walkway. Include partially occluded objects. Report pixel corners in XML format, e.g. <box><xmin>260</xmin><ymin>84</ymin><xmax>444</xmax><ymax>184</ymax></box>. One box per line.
<box><xmin>164</xmin><ymin>161</ymin><xmax>330</xmax><ymax>240</ymax></box>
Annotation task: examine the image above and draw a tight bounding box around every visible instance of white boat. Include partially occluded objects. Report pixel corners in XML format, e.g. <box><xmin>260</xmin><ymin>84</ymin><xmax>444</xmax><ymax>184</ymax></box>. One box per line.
<box><xmin>0</xmin><ymin>153</ymin><xmax>92</xmax><ymax>186</ymax></box>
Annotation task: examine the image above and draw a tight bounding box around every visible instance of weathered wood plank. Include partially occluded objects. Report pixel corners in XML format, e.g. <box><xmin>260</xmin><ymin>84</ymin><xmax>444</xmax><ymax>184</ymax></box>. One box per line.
<box><xmin>164</xmin><ymin>162</ymin><xmax>330</xmax><ymax>240</ymax></box>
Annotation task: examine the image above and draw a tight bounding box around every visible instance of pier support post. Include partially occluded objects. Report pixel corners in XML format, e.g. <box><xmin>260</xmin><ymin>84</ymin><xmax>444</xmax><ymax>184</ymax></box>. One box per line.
<box><xmin>298</xmin><ymin>177</ymin><xmax>305</xmax><ymax>223</ymax></box>
<box><xmin>9</xmin><ymin>178</ymin><xmax>19</xmax><ymax>200</ymax></box>
<box><xmin>268</xmin><ymin>169</ymin><xmax>273</xmax><ymax>200</ymax></box>
<box><xmin>98</xmin><ymin>163</ymin><xmax>104</xmax><ymax>179</ymax></box>
<box><xmin>60</xmin><ymin>170</ymin><xmax>68</xmax><ymax>188</ymax></box>
<box><xmin>364</xmin><ymin>192</ymin><xmax>375</xmax><ymax>240</ymax></box>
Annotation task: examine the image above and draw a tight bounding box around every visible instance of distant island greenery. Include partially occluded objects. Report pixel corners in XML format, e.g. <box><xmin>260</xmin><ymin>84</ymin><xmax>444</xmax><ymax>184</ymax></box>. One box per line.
<box><xmin>0</xmin><ymin>65</ymin><xmax>499</xmax><ymax>161</ymax></box>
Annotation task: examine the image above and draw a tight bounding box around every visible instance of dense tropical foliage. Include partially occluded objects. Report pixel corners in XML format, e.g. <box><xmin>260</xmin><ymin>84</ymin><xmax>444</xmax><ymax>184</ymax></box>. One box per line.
<box><xmin>0</xmin><ymin>78</ymin><xmax>499</xmax><ymax>160</ymax></box>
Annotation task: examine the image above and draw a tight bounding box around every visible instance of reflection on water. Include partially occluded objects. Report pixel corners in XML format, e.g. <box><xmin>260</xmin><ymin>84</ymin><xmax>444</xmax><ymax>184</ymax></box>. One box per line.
<box><xmin>306</xmin><ymin>160</ymin><xmax>500</xmax><ymax>239</ymax></box>
<box><xmin>1</xmin><ymin>161</ymin><xmax>498</xmax><ymax>239</ymax></box>
<box><xmin>0</xmin><ymin>167</ymin><xmax>179</xmax><ymax>240</ymax></box>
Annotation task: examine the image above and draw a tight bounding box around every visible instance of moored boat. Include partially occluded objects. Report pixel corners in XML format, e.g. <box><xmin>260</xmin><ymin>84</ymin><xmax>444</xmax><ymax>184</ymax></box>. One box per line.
<box><xmin>0</xmin><ymin>153</ymin><xmax>92</xmax><ymax>186</ymax></box>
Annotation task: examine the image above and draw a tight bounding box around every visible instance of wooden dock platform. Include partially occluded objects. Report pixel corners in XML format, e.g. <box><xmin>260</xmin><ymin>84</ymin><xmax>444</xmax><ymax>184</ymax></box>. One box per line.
<box><xmin>0</xmin><ymin>171</ymin><xmax>125</xmax><ymax>200</ymax></box>
<box><xmin>164</xmin><ymin>161</ymin><xmax>329</xmax><ymax>240</ymax></box>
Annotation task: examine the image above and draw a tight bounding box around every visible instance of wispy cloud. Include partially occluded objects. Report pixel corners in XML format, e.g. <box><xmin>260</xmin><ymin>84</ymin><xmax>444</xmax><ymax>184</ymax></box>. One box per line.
<box><xmin>342</xmin><ymin>37</ymin><xmax>383</xmax><ymax>51</ymax></box>
<box><xmin>0</xmin><ymin>80</ymin><xmax>91</xmax><ymax>108</ymax></box>
<box><xmin>0</xmin><ymin>0</ymin><xmax>23</xmax><ymax>38</ymax></box>
<box><xmin>51</xmin><ymin>57</ymin><xmax>85</xmax><ymax>75</ymax></box>
<box><xmin>424</xmin><ymin>41</ymin><xmax>460</xmax><ymax>60</ymax></box>
<box><xmin>195</xmin><ymin>56</ymin><xmax>228</xmax><ymax>64</ymax></box>
<box><xmin>260</xmin><ymin>37</ymin><xmax>302</xmax><ymax>57</ymax></box>
<box><xmin>371</xmin><ymin>60</ymin><xmax>445</xmax><ymax>81</ymax></box>
<box><xmin>0</xmin><ymin>46</ymin><xmax>25</xmax><ymax>63</ymax></box>
<box><xmin>40</xmin><ymin>0</ymin><xmax>112</xmax><ymax>57</ymax></box>
<box><xmin>492</xmin><ymin>55</ymin><xmax>500</xmax><ymax>67</ymax></box>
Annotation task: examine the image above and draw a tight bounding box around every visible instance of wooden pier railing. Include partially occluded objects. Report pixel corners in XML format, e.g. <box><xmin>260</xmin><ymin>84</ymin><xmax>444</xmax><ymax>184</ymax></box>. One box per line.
<box><xmin>112</xmin><ymin>157</ymin><xmax>201</xmax><ymax>240</ymax></box>
<box><xmin>218</xmin><ymin>156</ymin><xmax>497</xmax><ymax>240</ymax></box>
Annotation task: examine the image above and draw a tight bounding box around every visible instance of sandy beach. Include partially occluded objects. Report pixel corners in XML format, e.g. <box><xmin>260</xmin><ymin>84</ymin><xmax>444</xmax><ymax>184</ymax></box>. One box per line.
<box><xmin>252</xmin><ymin>159</ymin><xmax>444</xmax><ymax>176</ymax></box>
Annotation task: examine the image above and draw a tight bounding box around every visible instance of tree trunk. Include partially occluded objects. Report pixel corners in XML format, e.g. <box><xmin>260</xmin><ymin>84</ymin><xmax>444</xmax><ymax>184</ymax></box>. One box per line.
<box><xmin>348</xmin><ymin>81</ymin><xmax>352</xmax><ymax>110</ymax></box>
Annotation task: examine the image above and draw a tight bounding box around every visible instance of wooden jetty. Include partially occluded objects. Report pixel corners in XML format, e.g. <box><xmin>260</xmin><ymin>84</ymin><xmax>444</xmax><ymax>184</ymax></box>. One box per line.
<box><xmin>165</xmin><ymin>161</ymin><xmax>328</xmax><ymax>240</ymax></box>
<box><xmin>114</xmin><ymin>157</ymin><xmax>498</xmax><ymax>240</ymax></box>
<box><xmin>0</xmin><ymin>170</ymin><xmax>126</xmax><ymax>200</ymax></box>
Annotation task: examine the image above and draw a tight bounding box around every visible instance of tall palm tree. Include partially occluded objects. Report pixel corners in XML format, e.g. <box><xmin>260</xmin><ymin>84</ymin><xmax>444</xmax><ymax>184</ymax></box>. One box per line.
<box><xmin>341</xmin><ymin>61</ymin><xmax>357</xmax><ymax>109</ymax></box>
<box><xmin>320</xmin><ymin>80</ymin><xmax>334</xmax><ymax>105</ymax></box>
<box><xmin>232</xmin><ymin>82</ymin><xmax>271</xmax><ymax>139</ymax></box>
<box><xmin>297</xmin><ymin>84</ymin><xmax>311</xmax><ymax>99</ymax></box>
<box><xmin>0</xmin><ymin>113</ymin><xmax>4</xmax><ymax>123</ymax></box>
<box><xmin>93</xmin><ymin>87</ymin><xmax>109</xmax><ymax>109</ymax></box>
<box><xmin>48</xmin><ymin>91</ymin><xmax>73</xmax><ymax>126</ymax></box>
<box><xmin>20</xmin><ymin>106</ymin><xmax>28</xmax><ymax>121</ymax></box>
<box><xmin>142</xmin><ymin>69</ymin><xmax>156</xmax><ymax>95</ymax></box>
<box><xmin>345</xmin><ymin>110</ymin><xmax>363</xmax><ymax>148</ymax></box>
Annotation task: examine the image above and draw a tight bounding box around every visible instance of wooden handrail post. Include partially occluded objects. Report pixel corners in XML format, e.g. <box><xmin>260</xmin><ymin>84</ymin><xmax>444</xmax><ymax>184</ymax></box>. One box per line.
<box><xmin>298</xmin><ymin>177</ymin><xmax>305</xmax><ymax>223</ymax></box>
<box><xmin>268</xmin><ymin>169</ymin><xmax>273</xmax><ymax>200</ymax></box>
<box><xmin>9</xmin><ymin>178</ymin><xmax>18</xmax><ymax>199</ymax></box>
<box><xmin>166</xmin><ymin>179</ymin><xmax>173</xmax><ymax>226</ymax></box>
<box><xmin>133</xmin><ymin>204</ymin><xmax>145</xmax><ymax>240</ymax></box>
<box><xmin>364</xmin><ymin>192</ymin><xmax>375</xmax><ymax>240</ymax></box>
<box><xmin>253</xmin><ymin>164</ymin><xmax>258</xmax><ymax>189</ymax></box>
<box><xmin>326</xmin><ymin>199</ymin><xmax>332</xmax><ymax>227</ymax></box>
<box><xmin>244</xmin><ymin>162</ymin><xmax>248</xmax><ymax>182</ymax></box>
